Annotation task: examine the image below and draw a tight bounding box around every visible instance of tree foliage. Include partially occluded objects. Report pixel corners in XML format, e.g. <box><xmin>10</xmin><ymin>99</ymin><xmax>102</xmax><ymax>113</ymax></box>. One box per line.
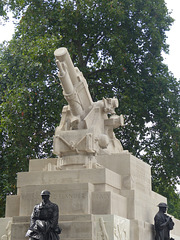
<box><xmin>0</xmin><ymin>0</ymin><xmax>179</xmax><ymax>218</ymax></box>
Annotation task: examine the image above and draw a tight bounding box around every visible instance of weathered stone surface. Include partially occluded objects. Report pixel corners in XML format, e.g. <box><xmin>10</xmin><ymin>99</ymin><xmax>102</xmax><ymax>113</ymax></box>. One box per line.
<box><xmin>17</xmin><ymin>168</ymin><xmax>121</xmax><ymax>191</ymax></box>
<box><xmin>9</xmin><ymin>215</ymin><xmax>131</xmax><ymax>240</ymax></box>
<box><xmin>171</xmin><ymin>218</ymin><xmax>180</xmax><ymax>239</ymax></box>
<box><xmin>97</xmin><ymin>153</ymin><xmax>152</xmax><ymax>192</ymax></box>
<box><xmin>2</xmin><ymin>156</ymin><xmax>180</xmax><ymax>240</ymax></box>
<box><xmin>120</xmin><ymin>189</ymin><xmax>167</xmax><ymax>223</ymax></box>
<box><xmin>11</xmin><ymin>222</ymin><xmax>29</xmax><ymax>240</ymax></box>
<box><xmin>94</xmin><ymin>215</ymin><xmax>130</xmax><ymax>240</ymax></box>
<box><xmin>92</xmin><ymin>192</ymin><xmax>127</xmax><ymax>217</ymax></box>
<box><xmin>5</xmin><ymin>195</ymin><xmax>20</xmax><ymax>217</ymax></box>
<box><xmin>18</xmin><ymin>183</ymin><xmax>93</xmax><ymax>216</ymax></box>
<box><xmin>0</xmin><ymin>218</ymin><xmax>12</xmax><ymax>239</ymax></box>
<box><xmin>130</xmin><ymin>220</ymin><xmax>154</xmax><ymax>240</ymax></box>
<box><xmin>29</xmin><ymin>158</ymin><xmax>58</xmax><ymax>172</ymax></box>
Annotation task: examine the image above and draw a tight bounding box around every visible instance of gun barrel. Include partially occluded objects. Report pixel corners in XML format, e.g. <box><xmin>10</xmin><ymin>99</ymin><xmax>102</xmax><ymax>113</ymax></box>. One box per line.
<box><xmin>56</xmin><ymin>60</ymin><xmax>74</xmax><ymax>95</ymax></box>
<box><xmin>54</xmin><ymin>47</ymin><xmax>78</xmax><ymax>86</ymax></box>
<box><xmin>54</xmin><ymin>47</ymin><xmax>94</xmax><ymax>117</ymax></box>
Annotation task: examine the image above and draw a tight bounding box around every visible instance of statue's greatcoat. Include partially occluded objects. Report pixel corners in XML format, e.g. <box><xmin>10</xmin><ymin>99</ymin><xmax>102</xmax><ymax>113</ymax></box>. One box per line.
<box><xmin>154</xmin><ymin>211</ymin><xmax>174</xmax><ymax>240</ymax></box>
<box><xmin>26</xmin><ymin>200</ymin><xmax>60</xmax><ymax>240</ymax></box>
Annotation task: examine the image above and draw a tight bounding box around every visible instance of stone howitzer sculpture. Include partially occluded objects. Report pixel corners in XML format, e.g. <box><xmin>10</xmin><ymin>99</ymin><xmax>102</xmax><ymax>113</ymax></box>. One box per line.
<box><xmin>53</xmin><ymin>47</ymin><xmax>124</xmax><ymax>169</ymax></box>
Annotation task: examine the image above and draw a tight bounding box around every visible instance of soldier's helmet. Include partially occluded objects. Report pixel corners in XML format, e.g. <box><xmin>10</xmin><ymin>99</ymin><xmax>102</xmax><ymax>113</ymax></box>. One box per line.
<box><xmin>41</xmin><ymin>190</ymin><xmax>50</xmax><ymax>196</ymax></box>
<box><xmin>158</xmin><ymin>202</ymin><xmax>168</xmax><ymax>208</ymax></box>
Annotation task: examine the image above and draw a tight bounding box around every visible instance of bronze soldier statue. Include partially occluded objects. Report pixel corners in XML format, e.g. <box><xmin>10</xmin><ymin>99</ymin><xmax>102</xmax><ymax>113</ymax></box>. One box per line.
<box><xmin>26</xmin><ymin>190</ymin><xmax>61</xmax><ymax>240</ymax></box>
<box><xmin>154</xmin><ymin>203</ymin><xmax>174</xmax><ymax>240</ymax></box>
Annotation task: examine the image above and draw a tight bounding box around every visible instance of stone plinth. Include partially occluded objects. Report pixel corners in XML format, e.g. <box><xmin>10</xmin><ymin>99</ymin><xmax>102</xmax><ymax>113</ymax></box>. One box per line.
<box><xmin>97</xmin><ymin>153</ymin><xmax>152</xmax><ymax>192</ymax></box>
<box><xmin>1</xmin><ymin>153</ymin><xmax>180</xmax><ymax>240</ymax></box>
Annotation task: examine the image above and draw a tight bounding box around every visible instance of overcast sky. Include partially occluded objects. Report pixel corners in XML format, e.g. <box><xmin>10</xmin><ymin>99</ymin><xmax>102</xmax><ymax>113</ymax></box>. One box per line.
<box><xmin>163</xmin><ymin>0</ymin><xmax>180</xmax><ymax>80</ymax></box>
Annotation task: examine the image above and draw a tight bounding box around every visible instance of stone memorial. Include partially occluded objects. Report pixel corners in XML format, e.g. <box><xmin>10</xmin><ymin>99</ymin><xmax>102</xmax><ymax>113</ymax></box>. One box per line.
<box><xmin>0</xmin><ymin>47</ymin><xmax>180</xmax><ymax>240</ymax></box>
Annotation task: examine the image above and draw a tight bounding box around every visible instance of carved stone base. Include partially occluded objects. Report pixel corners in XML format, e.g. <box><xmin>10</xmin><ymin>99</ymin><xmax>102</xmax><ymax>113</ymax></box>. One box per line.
<box><xmin>1</xmin><ymin>153</ymin><xmax>180</xmax><ymax>240</ymax></box>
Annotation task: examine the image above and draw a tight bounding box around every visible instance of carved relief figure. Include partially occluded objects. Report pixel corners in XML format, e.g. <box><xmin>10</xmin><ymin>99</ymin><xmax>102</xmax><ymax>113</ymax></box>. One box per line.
<box><xmin>154</xmin><ymin>203</ymin><xmax>174</xmax><ymax>240</ymax></box>
<box><xmin>26</xmin><ymin>190</ymin><xmax>61</xmax><ymax>240</ymax></box>
<box><xmin>114</xmin><ymin>219</ymin><xmax>128</xmax><ymax>240</ymax></box>
<box><xmin>99</xmin><ymin>217</ymin><xmax>109</xmax><ymax>240</ymax></box>
<box><xmin>0</xmin><ymin>221</ymin><xmax>12</xmax><ymax>240</ymax></box>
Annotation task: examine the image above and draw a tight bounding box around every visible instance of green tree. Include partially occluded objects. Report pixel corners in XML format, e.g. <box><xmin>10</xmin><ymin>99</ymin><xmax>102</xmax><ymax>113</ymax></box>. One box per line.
<box><xmin>0</xmin><ymin>0</ymin><xmax>179</xmax><ymax>218</ymax></box>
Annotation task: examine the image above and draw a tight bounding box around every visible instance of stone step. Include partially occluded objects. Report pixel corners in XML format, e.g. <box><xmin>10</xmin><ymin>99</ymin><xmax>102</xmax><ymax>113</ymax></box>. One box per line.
<box><xmin>60</xmin><ymin>214</ymin><xmax>93</xmax><ymax>222</ymax></box>
<box><xmin>17</xmin><ymin>168</ymin><xmax>121</xmax><ymax>191</ymax></box>
<box><xmin>60</xmin><ymin>221</ymin><xmax>93</xmax><ymax>239</ymax></box>
<box><xmin>12</xmin><ymin>214</ymin><xmax>94</xmax><ymax>223</ymax></box>
<box><xmin>12</xmin><ymin>216</ymin><xmax>29</xmax><ymax>223</ymax></box>
<box><xmin>11</xmin><ymin>214</ymin><xmax>95</xmax><ymax>240</ymax></box>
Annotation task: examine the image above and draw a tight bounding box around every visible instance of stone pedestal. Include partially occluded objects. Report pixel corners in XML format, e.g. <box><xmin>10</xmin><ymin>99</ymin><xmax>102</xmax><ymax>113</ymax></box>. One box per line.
<box><xmin>1</xmin><ymin>152</ymin><xmax>180</xmax><ymax>240</ymax></box>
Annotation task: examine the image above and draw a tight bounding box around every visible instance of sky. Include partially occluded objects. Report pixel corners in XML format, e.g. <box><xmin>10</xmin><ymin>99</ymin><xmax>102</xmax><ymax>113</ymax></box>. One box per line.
<box><xmin>163</xmin><ymin>0</ymin><xmax>180</xmax><ymax>80</ymax></box>
<box><xmin>0</xmin><ymin>0</ymin><xmax>180</xmax><ymax>80</ymax></box>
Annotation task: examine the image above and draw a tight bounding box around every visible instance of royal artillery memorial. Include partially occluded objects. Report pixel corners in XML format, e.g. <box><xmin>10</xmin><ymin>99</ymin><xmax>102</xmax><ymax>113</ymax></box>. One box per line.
<box><xmin>0</xmin><ymin>47</ymin><xmax>180</xmax><ymax>240</ymax></box>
